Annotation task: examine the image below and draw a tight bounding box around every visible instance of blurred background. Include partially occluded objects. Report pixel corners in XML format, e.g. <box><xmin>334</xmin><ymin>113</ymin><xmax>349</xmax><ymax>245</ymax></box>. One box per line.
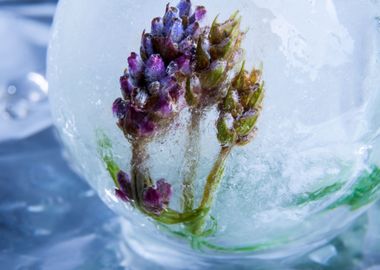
<box><xmin>0</xmin><ymin>1</ymin><xmax>379</xmax><ymax>269</ymax></box>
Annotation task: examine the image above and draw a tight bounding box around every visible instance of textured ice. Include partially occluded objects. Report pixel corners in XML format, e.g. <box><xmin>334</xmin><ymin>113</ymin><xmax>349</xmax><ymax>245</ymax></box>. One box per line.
<box><xmin>48</xmin><ymin>0</ymin><xmax>380</xmax><ymax>248</ymax></box>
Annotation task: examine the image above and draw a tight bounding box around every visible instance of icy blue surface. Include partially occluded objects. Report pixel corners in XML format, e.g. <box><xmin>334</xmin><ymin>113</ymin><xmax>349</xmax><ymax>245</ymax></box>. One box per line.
<box><xmin>0</xmin><ymin>1</ymin><xmax>380</xmax><ymax>269</ymax></box>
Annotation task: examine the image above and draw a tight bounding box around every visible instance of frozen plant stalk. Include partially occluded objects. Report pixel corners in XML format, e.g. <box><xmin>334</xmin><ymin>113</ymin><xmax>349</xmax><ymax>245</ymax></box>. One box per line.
<box><xmin>106</xmin><ymin>0</ymin><xmax>264</xmax><ymax>243</ymax></box>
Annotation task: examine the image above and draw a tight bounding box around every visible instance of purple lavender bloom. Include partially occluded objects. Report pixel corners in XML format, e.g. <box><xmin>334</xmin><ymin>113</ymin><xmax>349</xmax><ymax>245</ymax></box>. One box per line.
<box><xmin>114</xmin><ymin>0</ymin><xmax>207</xmax><ymax>139</ymax></box>
<box><xmin>142</xmin><ymin>179</ymin><xmax>172</xmax><ymax>215</ymax></box>
<box><xmin>115</xmin><ymin>170</ymin><xmax>133</xmax><ymax>202</ymax></box>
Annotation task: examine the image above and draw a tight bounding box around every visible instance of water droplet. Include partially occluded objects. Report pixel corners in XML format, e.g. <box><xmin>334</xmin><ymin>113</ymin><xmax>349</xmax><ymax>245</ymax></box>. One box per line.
<box><xmin>7</xmin><ymin>85</ymin><xmax>17</xmax><ymax>95</ymax></box>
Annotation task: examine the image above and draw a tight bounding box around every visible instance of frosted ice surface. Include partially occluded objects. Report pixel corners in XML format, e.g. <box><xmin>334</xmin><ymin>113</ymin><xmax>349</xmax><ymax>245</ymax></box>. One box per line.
<box><xmin>48</xmin><ymin>0</ymin><xmax>380</xmax><ymax>246</ymax></box>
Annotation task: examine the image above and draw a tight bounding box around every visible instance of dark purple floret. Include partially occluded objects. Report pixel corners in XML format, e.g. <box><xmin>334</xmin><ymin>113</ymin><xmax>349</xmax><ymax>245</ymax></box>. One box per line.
<box><xmin>128</xmin><ymin>52</ymin><xmax>144</xmax><ymax>79</ymax></box>
<box><xmin>156</xmin><ymin>179</ymin><xmax>172</xmax><ymax>205</ymax></box>
<box><xmin>142</xmin><ymin>179</ymin><xmax>172</xmax><ymax>215</ymax></box>
<box><xmin>155</xmin><ymin>96</ymin><xmax>173</xmax><ymax>117</ymax></box>
<box><xmin>112</xmin><ymin>98</ymin><xmax>128</xmax><ymax>119</ymax></box>
<box><xmin>170</xmin><ymin>18</ymin><xmax>184</xmax><ymax>43</ymax></box>
<box><xmin>120</xmin><ymin>74</ymin><xmax>135</xmax><ymax>98</ymax></box>
<box><xmin>163</xmin><ymin>6</ymin><xmax>179</xmax><ymax>33</ymax></box>
<box><xmin>189</xmin><ymin>6</ymin><xmax>206</xmax><ymax>24</ymax></box>
<box><xmin>151</xmin><ymin>17</ymin><xmax>164</xmax><ymax>36</ymax></box>
<box><xmin>177</xmin><ymin>0</ymin><xmax>191</xmax><ymax>18</ymax></box>
<box><xmin>141</xmin><ymin>32</ymin><xmax>154</xmax><ymax>60</ymax></box>
<box><xmin>145</xmin><ymin>54</ymin><xmax>166</xmax><ymax>82</ymax></box>
<box><xmin>115</xmin><ymin>170</ymin><xmax>132</xmax><ymax>202</ymax></box>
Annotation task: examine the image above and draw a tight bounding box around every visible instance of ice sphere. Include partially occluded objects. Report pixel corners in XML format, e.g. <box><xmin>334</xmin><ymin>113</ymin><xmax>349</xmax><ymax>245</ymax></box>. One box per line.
<box><xmin>48</xmin><ymin>0</ymin><xmax>380</xmax><ymax>255</ymax></box>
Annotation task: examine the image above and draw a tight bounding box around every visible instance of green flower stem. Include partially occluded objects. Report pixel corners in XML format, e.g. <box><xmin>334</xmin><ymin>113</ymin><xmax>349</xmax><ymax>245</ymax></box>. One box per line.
<box><xmin>131</xmin><ymin>139</ymin><xmax>151</xmax><ymax>205</ymax></box>
<box><xmin>190</xmin><ymin>145</ymin><xmax>233</xmax><ymax>234</ymax></box>
<box><xmin>181</xmin><ymin>109</ymin><xmax>203</xmax><ymax>212</ymax></box>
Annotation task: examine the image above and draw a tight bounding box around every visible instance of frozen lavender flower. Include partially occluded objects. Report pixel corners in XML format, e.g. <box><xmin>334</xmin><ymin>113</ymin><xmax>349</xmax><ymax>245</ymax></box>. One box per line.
<box><xmin>217</xmin><ymin>64</ymin><xmax>264</xmax><ymax>146</ymax></box>
<box><xmin>113</xmin><ymin>0</ymin><xmax>207</xmax><ymax>139</ymax></box>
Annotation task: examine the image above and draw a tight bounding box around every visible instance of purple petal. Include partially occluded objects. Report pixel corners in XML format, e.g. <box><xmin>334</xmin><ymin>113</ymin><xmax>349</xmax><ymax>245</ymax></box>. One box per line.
<box><xmin>161</xmin><ymin>76</ymin><xmax>181</xmax><ymax>100</ymax></box>
<box><xmin>112</xmin><ymin>98</ymin><xmax>128</xmax><ymax>119</ymax></box>
<box><xmin>169</xmin><ymin>18</ymin><xmax>184</xmax><ymax>43</ymax></box>
<box><xmin>179</xmin><ymin>36</ymin><xmax>195</xmax><ymax>55</ymax></box>
<box><xmin>177</xmin><ymin>0</ymin><xmax>191</xmax><ymax>18</ymax></box>
<box><xmin>189</xmin><ymin>6</ymin><xmax>206</xmax><ymax>24</ymax></box>
<box><xmin>156</xmin><ymin>179</ymin><xmax>172</xmax><ymax>205</ymax></box>
<box><xmin>120</xmin><ymin>74</ymin><xmax>135</xmax><ymax>99</ymax></box>
<box><xmin>143</xmin><ymin>187</ymin><xmax>163</xmax><ymax>215</ymax></box>
<box><xmin>176</xmin><ymin>56</ymin><xmax>191</xmax><ymax>75</ymax></box>
<box><xmin>128</xmin><ymin>52</ymin><xmax>144</xmax><ymax>79</ymax></box>
<box><xmin>185</xmin><ymin>22</ymin><xmax>200</xmax><ymax>37</ymax></box>
<box><xmin>151</xmin><ymin>17</ymin><xmax>164</xmax><ymax>36</ymax></box>
<box><xmin>154</xmin><ymin>96</ymin><xmax>173</xmax><ymax>118</ymax></box>
<box><xmin>117</xmin><ymin>170</ymin><xmax>132</xmax><ymax>199</ymax></box>
<box><xmin>163</xmin><ymin>6</ymin><xmax>179</xmax><ymax>34</ymax></box>
<box><xmin>126</xmin><ymin>106</ymin><xmax>156</xmax><ymax>137</ymax></box>
<box><xmin>138</xmin><ymin>119</ymin><xmax>156</xmax><ymax>137</ymax></box>
<box><xmin>126</xmin><ymin>105</ymin><xmax>156</xmax><ymax>137</ymax></box>
<box><xmin>115</xmin><ymin>189</ymin><xmax>130</xmax><ymax>202</ymax></box>
<box><xmin>140</xmin><ymin>32</ymin><xmax>154</xmax><ymax>60</ymax></box>
<box><xmin>145</xmin><ymin>54</ymin><xmax>166</xmax><ymax>82</ymax></box>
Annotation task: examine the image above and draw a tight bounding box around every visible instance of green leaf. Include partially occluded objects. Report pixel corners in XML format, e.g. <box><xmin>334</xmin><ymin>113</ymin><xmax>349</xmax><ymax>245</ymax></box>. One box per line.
<box><xmin>328</xmin><ymin>166</ymin><xmax>380</xmax><ymax>210</ymax></box>
<box><xmin>294</xmin><ymin>182</ymin><xmax>344</xmax><ymax>206</ymax></box>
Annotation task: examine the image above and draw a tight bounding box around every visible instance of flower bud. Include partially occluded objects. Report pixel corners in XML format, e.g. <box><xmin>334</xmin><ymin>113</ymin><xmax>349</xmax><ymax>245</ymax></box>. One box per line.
<box><xmin>177</xmin><ymin>0</ymin><xmax>192</xmax><ymax>18</ymax></box>
<box><xmin>234</xmin><ymin>109</ymin><xmax>258</xmax><ymax>137</ymax></box>
<box><xmin>142</xmin><ymin>179</ymin><xmax>172</xmax><ymax>215</ymax></box>
<box><xmin>216</xmin><ymin>113</ymin><xmax>237</xmax><ymax>146</ymax></box>
<box><xmin>154</xmin><ymin>96</ymin><xmax>173</xmax><ymax>118</ymax></box>
<box><xmin>151</xmin><ymin>17</ymin><xmax>164</xmax><ymax>36</ymax></box>
<box><xmin>189</xmin><ymin>6</ymin><xmax>207</xmax><ymax>24</ymax></box>
<box><xmin>163</xmin><ymin>6</ymin><xmax>179</xmax><ymax>34</ymax></box>
<box><xmin>220</xmin><ymin>89</ymin><xmax>243</xmax><ymax>118</ymax></box>
<box><xmin>112</xmin><ymin>98</ymin><xmax>128</xmax><ymax>119</ymax></box>
<box><xmin>195</xmin><ymin>36</ymin><xmax>211</xmax><ymax>71</ymax></box>
<box><xmin>128</xmin><ymin>52</ymin><xmax>144</xmax><ymax>79</ymax></box>
<box><xmin>209</xmin><ymin>12</ymin><xmax>241</xmax><ymax>45</ymax></box>
<box><xmin>140</xmin><ymin>32</ymin><xmax>154</xmax><ymax>61</ymax></box>
<box><xmin>145</xmin><ymin>54</ymin><xmax>166</xmax><ymax>82</ymax></box>
<box><xmin>120</xmin><ymin>74</ymin><xmax>136</xmax><ymax>99</ymax></box>
<box><xmin>185</xmin><ymin>75</ymin><xmax>201</xmax><ymax>106</ymax></box>
<box><xmin>200</xmin><ymin>60</ymin><xmax>226</xmax><ymax>89</ymax></box>
<box><xmin>115</xmin><ymin>170</ymin><xmax>133</xmax><ymax>202</ymax></box>
<box><xmin>217</xmin><ymin>63</ymin><xmax>265</xmax><ymax>146</ymax></box>
<box><xmin>170</xmin><ymin>18</ymin><xmax>184</xmax><ymax>43</ymax></box>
